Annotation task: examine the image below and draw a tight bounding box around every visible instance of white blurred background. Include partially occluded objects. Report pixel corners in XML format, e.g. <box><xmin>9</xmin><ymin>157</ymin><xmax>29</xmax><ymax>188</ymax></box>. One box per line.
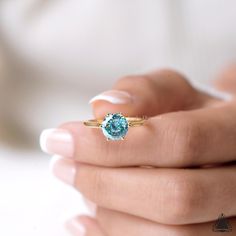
<box><xmin>0</xmin><ymin>0</ymin><xmax>236</xmax><ymax>235</ymax></box>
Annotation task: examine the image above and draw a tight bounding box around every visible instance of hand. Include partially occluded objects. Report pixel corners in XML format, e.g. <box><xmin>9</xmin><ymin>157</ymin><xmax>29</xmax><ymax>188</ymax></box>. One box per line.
<box><xmin>40</xmin><ymin>69</ymin><xmax>236</xmax><ymax>235</ymax></box>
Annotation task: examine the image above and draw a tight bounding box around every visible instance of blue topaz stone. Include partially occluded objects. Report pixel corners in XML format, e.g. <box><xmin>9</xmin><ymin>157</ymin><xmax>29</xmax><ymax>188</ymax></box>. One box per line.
<box><xmin>101</xmin><ymin>113</ymin><xmax>129</xmax><ymax>140</ymax></box>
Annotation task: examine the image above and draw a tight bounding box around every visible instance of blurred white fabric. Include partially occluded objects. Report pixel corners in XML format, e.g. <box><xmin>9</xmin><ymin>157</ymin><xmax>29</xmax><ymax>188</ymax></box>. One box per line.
<box><xmin>1</xmin><ymin>0</ymin><xmax>236</xmax><ymax>132</ymax></box>
<box><xmin>0</xmin><ymin>1</ymin><xmax>236</xmax><ymax>235</ymax></box>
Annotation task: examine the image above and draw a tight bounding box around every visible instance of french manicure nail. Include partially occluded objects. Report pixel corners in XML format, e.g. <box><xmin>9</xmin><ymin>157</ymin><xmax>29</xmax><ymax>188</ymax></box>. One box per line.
<box><xmin>89</xmin><ymin>89</ymin><xmax>133</xmax><ymax>104</ymax></box>
<box><xmin>40</xmin><ymin>128</ymin><xmax>74</xmax><ymax>157</ymax></box>
<box><xmin>83</xmin><ymin>197</ymin><xmax>97</xmax><ymax>217</ymax></box>
<box><xmin>50</xmin><ymin>155</ymin><xmax>76</xmax><ymax>186</ymax></box>
<box><xmin>66</xmin><ymin>218</ymin><xmax>86</xmax><ymax>236</ymax></box>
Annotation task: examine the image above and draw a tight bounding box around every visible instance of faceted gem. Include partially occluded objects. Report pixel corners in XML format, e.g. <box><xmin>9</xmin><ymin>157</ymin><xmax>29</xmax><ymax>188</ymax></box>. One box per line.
<box><xmin>101</xmin><ymin>113</ymin><xmax>128</xmax><ymax>140</ymax></box>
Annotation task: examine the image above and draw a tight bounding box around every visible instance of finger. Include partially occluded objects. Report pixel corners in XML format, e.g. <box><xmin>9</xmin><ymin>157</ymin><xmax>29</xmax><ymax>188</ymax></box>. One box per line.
<box><xmin>90</xmin><ymin>69</ymin><xmax>217</xmax><ymax>118</ymax></box>
<box><xmin>41</xmin><ymin>101</ymin><xmax>236</xmax><ymax>167</ymax></box>
<box><xmin>52</xmin><ymin>157</ymin><xmax>236</xmax><ymax>225</ymax></box>
<box><xmin>66</xmin><ymin>215</ymin><xmax>107</xmax><ymax>236</ymax></box>
<box><xmin>97</xmin><ymin>207</ymin><xmax>235</xmax><ymax>236</ymax></box>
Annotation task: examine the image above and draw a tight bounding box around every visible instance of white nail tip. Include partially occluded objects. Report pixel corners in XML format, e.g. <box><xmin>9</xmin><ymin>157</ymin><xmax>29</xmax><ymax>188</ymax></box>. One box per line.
<box><xmin>40</xmin><ymin>129</ymin><xmax>73</xmax><ymax>154</ymax></box>
<box><xmin>39</xmin><ymin>128</ymin><xmax>55</xmax><ymax>153</ymax></box>
<box><xmin>89</xmin><ymin>90</ymin><xmax>132</xmax><ymax>104</ymax></box>
<box><xmin>77</xmin><ymin>223</ymin><xmax>86</xmax><ymax>235</ymax></box>
<box><xmin>49</xmin><ymin>155</ymin><xmax>63</xmax><ymax>173</ymax></box>
<box><xmin>83</xmin><ymin>197</ymin><xmax>97</xmax><ymax>217</ymax></box>
<box><xmin>66</xmin><ymin>218</ymin><xmax>86</xmax><ymax>236</ymax></box>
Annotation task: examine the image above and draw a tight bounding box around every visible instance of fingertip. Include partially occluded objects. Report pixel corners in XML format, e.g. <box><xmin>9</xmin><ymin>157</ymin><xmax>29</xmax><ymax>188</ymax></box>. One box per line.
<box><xmin>66</xmin><ymin>216</ymin><xmax>86</xmax><ymax>236</ymax></box>
<box><xmin>89</xmin><ymin>89</ymin><xmax>135</xmax><ymax>118</ymax></box>
<box><xmin>50</xmin><ymin>156</ymin><xmax>76</xmax><ymax>186</ymax></box>
<box><xmin>49</xmin><ymin>155</ymin><xmax>63</xmax><ymax>173</ymax></box>
<box><xmin>89</xmin><ymin>89</ymin><xmax>133</xmax><ymax>104</ymax></box>
<box><xmin>66</xmin><ymin>215</ymin><xmax>105</xmax><ymax>236</ymax></box>
<box><xmin>82</xmin><ymin>197</ymin><xmax>97</xmax><ymax>217</ymax></box>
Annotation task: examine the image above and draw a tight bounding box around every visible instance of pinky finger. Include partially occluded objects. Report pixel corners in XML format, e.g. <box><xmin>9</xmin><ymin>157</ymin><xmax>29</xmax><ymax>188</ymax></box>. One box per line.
<box><xmin>66</xmin><ymin>215</ymin><xmax>107</xmax><ymax>236</ymax></box>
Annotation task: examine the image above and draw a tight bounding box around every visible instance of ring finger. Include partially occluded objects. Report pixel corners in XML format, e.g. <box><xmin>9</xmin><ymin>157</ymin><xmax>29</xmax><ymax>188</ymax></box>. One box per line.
<box><xmin>51</xmin><ymin>157</ymin><xmax>236</xmax><ymax>225</ymax></box>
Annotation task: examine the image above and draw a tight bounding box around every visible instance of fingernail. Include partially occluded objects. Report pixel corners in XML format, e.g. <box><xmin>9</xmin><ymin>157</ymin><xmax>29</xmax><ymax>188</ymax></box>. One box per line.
<box><xmin>40</xmin><ymin>128</ymin><xmax>74</xmax><ymax>157</ymax></box>
<box><xmin>50</xmin><ymin>155</ymin><xmax>76</xmax><ymax>186</ymax></box>
<box><xmin>66</xmin><ymin>218</ymin><xmax>86</xmax><ymax>236</ymax></box>
<box><xmin>89</xmin><ymin>89</ymin><xmax>133</xmax><ymax>104</ymax></box>
<box><xmin>83</xmin><ymin>197</ymin><xmax>97</xmax><ymax>217</ymax></box>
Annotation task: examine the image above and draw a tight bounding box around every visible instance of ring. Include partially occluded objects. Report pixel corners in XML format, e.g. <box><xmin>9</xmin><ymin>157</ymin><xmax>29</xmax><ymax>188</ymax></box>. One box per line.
<box><xmin>83</xmin><ymin>113</ymin><xmax>147</xmax><ymax>141</ymax></box>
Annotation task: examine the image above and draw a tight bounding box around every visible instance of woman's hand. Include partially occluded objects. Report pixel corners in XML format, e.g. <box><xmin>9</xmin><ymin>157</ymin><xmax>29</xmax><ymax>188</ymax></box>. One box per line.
<box><xmin>40</xmin><ymin>69</ymin><xmax>236</xmax><ymax>235</ymax></box>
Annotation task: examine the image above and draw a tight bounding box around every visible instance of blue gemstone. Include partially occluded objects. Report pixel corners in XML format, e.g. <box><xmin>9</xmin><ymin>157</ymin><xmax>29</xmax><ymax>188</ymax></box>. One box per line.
<box><xmin>101</xmin><ymin>113</ymin><xmax>128</xmax><ymax>140</ymax></box>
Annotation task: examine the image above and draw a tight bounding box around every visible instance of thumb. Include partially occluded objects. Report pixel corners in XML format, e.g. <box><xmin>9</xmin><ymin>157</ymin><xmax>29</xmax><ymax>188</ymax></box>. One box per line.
<box><xmin>89</xmin><ymin>69</ymin><xmax>216</xmax><ymax>118</ymax></box>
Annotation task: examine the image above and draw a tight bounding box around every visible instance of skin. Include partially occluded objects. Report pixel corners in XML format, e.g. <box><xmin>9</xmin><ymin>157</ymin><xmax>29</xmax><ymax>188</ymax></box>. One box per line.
<box><xmin>53</xmin><ymin>68</ymin><xmax>236</xmax><ymax>235</ymax></box>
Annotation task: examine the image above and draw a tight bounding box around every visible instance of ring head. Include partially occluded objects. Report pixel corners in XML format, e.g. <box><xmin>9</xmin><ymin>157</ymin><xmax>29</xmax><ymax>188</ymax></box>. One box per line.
<box><xmin>101</xmin><ymin>113</ymin><xmax>128</xmax><ymax>140</ymax></box>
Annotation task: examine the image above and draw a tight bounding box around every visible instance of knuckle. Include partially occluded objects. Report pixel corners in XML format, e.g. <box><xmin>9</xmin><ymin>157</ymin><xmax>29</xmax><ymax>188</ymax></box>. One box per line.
<box><xmin>171</xmin><ymin>177</ymin><xmax>196</xmax><ymax>223</ymax></box>
<box><xmin>168</xmin><ymin>175</ymin><xmax>201</xmax><ymax>223</ymax></box>
<box><xmin>167</xmin><ymin>116</ymin><xmax>203</xmax><ymax>166</ymax></box>
<box><xmin>88</xmin><ymin>168</ymin><xmax>109</xmax><ymax>203</ymax></box>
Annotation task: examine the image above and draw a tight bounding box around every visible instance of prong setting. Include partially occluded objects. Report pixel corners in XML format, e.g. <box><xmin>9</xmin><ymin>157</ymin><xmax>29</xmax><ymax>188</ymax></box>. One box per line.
<box><xmin>101</xmin><ymin>113</ymin><xmax>128</xmax><ymax>141</ymax></box>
